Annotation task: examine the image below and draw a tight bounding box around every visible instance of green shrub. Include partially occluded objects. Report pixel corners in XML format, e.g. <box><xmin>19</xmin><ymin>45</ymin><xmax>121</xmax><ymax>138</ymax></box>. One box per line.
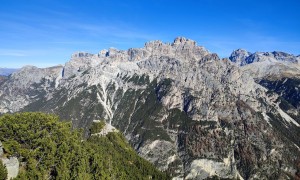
<box><xmin>90</xmin><ymin>121</ymin><xmax>106</xmax><ymax>134</ymax></box>
<box><xmin>0</xmin><ymin>162</ymin><xmax>7</xmax><ymax>180</ymax></box>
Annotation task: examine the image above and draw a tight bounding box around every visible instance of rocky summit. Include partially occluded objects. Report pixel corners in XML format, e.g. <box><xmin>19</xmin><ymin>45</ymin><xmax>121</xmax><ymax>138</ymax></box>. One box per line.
<box><xmin>0</xmin><ymin>37</ymin><xmax>300</xmax><ymax>179</ymax></box>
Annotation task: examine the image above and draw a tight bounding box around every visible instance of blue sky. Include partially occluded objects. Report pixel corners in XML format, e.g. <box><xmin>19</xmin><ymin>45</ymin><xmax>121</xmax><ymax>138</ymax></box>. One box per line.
<box><xmin>0</xmin><ymin>0</ymin><xmax>299</xmax><ymax>68</ymax></box>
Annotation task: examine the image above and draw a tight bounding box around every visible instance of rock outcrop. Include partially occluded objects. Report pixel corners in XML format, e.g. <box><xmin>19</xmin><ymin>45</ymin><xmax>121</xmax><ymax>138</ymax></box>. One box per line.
<box><xmin>1</xmin><ymin>157</ymin><xmax>19</xmax><ymax>180</ymax></box>
<box><xmin>0</xmin><ymin>141</ymin><xmax>19</xmax><ymax>180</ymax></box>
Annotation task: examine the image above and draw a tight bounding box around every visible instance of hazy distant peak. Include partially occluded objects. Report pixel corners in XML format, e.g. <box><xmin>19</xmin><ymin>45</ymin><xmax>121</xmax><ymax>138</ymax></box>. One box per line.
<box><xmin>0</xmin><ymin>68</ymin><xmax>19</xmax><ymax>76</ymax></box>
<box><xmin>71</xmin><ymin>52</ymin><xmax>94</xmax><ymax>58</ymax></box>
<box><xmin>229</xmin><ymin>49</ymin><xmax>299</xmax><ymax>66</ymax></box>
<box><xmin>229</xmin><ymin>49</ymin><xmax>252</xmax><ymax>66</ymax></box>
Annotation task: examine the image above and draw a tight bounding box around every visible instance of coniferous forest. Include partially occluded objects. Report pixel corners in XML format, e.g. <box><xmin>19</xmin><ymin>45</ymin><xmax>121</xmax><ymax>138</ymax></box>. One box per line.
<box><xmin>0</xmin><ymin>112</ymin><xmax>170</xmax><ymax>179</ymax></box>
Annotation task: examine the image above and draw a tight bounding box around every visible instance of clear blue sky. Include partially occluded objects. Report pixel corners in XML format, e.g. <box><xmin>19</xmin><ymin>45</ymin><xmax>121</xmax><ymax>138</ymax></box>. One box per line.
<box><xmin>0</xmin><ymin>0</ymin><xmax>299</xmax><ymax>68</ymax></box>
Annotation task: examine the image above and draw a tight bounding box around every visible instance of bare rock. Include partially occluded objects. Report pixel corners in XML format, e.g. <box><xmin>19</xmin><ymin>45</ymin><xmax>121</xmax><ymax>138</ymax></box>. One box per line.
<box><xmin>1</xmin><ymin>157</ymin><xmax>19</xmax><ymax>180</ymax></box>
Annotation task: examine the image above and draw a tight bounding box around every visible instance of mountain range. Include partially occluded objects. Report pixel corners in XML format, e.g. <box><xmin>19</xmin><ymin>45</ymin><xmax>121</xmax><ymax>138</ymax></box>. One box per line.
<box><xmin>0</xmin><ymin>68</ymin><xmax>18</xmax><ymax>76</ymax></box>
<box><xmin>0</xmin><ymin>37</ymin><xmax>299</xmax><ymax>179</ymax></box>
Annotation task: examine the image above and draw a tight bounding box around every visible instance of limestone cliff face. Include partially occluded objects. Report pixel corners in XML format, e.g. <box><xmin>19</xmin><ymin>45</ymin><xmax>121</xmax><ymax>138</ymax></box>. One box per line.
<box><xmin>0</xmin><ymin>37</ymin><xmax>299</xmax><ymax>179</ymax></box>
<box><xmin>229</xmin><ymin>48</ymin><xmax>300</xmax><ymax>118</ymax></box>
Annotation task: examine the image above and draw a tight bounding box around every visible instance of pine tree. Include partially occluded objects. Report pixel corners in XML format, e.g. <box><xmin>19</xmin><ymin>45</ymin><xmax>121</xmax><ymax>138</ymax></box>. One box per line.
<box><xmin>0</xmin><ymin>161</ymin><xmax>7</xmax><ymax>180</ymax></box>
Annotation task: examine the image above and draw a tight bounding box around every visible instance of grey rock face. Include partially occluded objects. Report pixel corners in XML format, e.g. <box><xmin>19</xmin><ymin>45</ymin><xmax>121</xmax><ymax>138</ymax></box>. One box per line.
<box><xmin>229</xmin><ymin>49</ymin><xmax>300</xmax><ymax>80</ymax></box>
<box><xmin>271</xmin><ymin>51</ymin><xmax>298</xmax><ymax>63</ymax></box>
<box><xmin>1</xmin><ymin>157</ymin><xmax>19</xmax><ymax>180</ymax></box>
<box><xmin>0</xmin><ymin>65</ymin><xmax>63</xmax><ymax>113</ymax></box>
<box><xmin>229</xmin><ymin>49</ymin><xmax>252</xmax><ymax>66</ymax></box>
<box><xmin>0</xmin><ymin>37</ymin><xmax>299</xmax><ymax>179</ymax></box>
<box><xmin>230</xmin><ymin>50</ymin><xmax>299</xmax><ymax>66</ymax></box>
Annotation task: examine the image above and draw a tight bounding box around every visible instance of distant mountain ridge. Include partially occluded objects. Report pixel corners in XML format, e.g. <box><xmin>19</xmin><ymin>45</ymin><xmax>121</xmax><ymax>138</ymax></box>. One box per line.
<box><xmin>0</xmin><ymin>37</ymin><xmax>299</xmax><ymax>179</ymax></box>
<box><xmin>229</xmin><ymin>49</ymin><xmax>300</xmax><ymax>66</ymax></box>
<box><xmin>0</xmin><ymin>68</ymin><xmax>19</xmax><ymax>76</ymax></box>
<box><xmin>229</xmin><ymin>48</ymin><xmax>300</xmax><ymax>113</ymax></box>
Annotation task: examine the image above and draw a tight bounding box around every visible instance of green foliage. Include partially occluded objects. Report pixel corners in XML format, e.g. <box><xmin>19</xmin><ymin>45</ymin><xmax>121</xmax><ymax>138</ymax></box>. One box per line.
<box><xmin>129</xmin><ymin>78</ymin><xmax>173</xmax><ymax>143</ymax></box>
<box><xmin>127</xmin><ymin>74</ymin><xmax>150</xmax><ymax>85</ymax></box>
<box><xmin>0</xmin><ymin>112</ymin><xmax>170</xmax><ymax>180</ymax></box>
<box><xmin>90</xmin><ymin>121</ymin><xmax>106</xmax><ymax>134</ymax></box>
<box><xmin>259</xmin><ymin>78</ymin><xmax>300</xmax><ymax>108</ymax></box>
<box><xmin>267</xmin><ymin>112</ymin><xmax>300</xmax><ymax>147</ymax></box>
<box><xmin>112</xmin><ymin>78</ymin><xmax>173</xmax><ymax>144</ymax></box>
<box><xmin>0</xmin><ymin>162</ymin><xmax>7</xmax><ymax>180</ymax></box>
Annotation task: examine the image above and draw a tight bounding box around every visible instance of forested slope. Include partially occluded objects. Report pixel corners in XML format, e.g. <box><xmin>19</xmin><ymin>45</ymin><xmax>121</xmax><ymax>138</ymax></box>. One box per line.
<box><xmin>0</xmin><ymin>112</ymin><xmax>169</xmax><ymax>179</ymax></box>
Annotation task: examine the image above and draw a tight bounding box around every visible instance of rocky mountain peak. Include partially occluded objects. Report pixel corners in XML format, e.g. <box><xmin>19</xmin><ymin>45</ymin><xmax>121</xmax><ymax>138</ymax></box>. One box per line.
<box><xmin>60</xmin><ymin>37</ymin><xmax>216</xmax><ymax>79</ymax></box>
<box><xmin>11</xmin><ymin>65</ymin><xmax>62</xmax><ymax>86</ymax></box>
<box><xmin>270</xmin><ymin>51</ymin><xmax>298</xmax><ymax>63</ymax></box>
<box><xmin>229</xmin><ymin>49</ymin><xmax>300</xmax><ymax>79</ymax></box>
<box><xmin>20</xmin><ymin>65</ymin><xmax>39</xmax><ymax>71</ymax></box>
<box><xmin>172</xmin><ymin>37</ymin><xmax>196</xmax><ymax>46</ymax></box>
<box><xmin>229</xmin><ymin>49</ymin><xmax>251</xmax><ymax>66</ymax></box>
<box><xmin>230</xmin><ymin>49</ymin><xmax>299</xmax><ymax>66</ymax></box>
<box><xmin>144</xmin><ymin>40</ymin><xmax>163</xmax><ymax>49</ymax></box>
<box><xmin>98</xmin><ymin>49</ymin><xmax>109</xmax><ymax>57</ymax></box>
<box><xmin>143</xmin><ymin>37</ymin><xmax>209</xmax><ymax>62</ymax></box>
